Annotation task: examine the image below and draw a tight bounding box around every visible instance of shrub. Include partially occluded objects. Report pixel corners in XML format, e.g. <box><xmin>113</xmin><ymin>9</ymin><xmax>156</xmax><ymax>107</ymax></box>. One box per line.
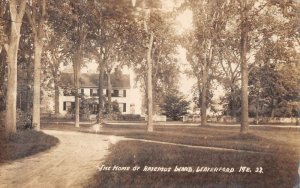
<box><xmin>103</xmin><ymin>100</ymin><xmax>121</xmax><ymax>114</ymax></box>
<box><xmin>65</xmin><ymin>97</ymin><xmax>95</xmax><ymax>120</ymax></box>
<box><xmin>103</xmin><ymin>114</ymin><xmax>142</xmax><ymax>121</ymax></box>
<box><xmin>102</xmin><ymin>100</ymin><xmax>121</xmax><ymax>120</ymax></box>
<box><xmin>0</xmin><ymin>111</ymin><xmax>5</xmax><ymax>129</ymax></box>
<box><xmin>65</xmin><ymin>108</ymin><xmax>75</xmax><ymax>119</ymax></box>
<box><xmin>160</xmin><ymin>94</ymin><xmax>190</xmax><ymax>121</ymax></box>
<box><xmin>104</xmin><ymin>112</ymin><xmax>120</xmax><ymax>120</ymax></box>
<box><xmin>16</xmin><ymin>109</ymin><xmax>32</xmax><ymax>129</ymax></box>
<box><xmin>0</xmin><ymin>110</ymin><xmax>32</xmax><ymax>130</ymax></box>
<box><xmin>117</xmin><ymin>114</ymin><xmax>142</xmax><ymax>121</ymax></box>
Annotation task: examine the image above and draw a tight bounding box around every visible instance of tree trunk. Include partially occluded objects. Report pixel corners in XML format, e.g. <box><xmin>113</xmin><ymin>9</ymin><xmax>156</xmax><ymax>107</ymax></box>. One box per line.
<box><xmin>32</xmin><ymin>38</ymin><xmax>43</xmax><ymax>131</ymax></box>
<box><xmin>201</xmin><ymin>67</ymin><xmax>208</xmax><ymax>126</ymax></box>
<box><xmin>107</xmin><ymin>71</ymin><xmax>112</xmax><ymax>114</ymax></box>
<box><xmin>5</xmin><ymin>15</ymin><xmax>24</xmax><ymax>134</ymax></box>
<box><xmin>197</xmin><ymin>79</ymin><xmax>201</xmax><ymax>111</ymax></box>
<box><xmin>270</xmin><ymin>98</ymin><xmax>276</xmax><ymax>118</ymax></box>
<box><xmin>143</xmin><ymin>76</ymin><xmax>148</xmax><ymax>116</ymax></box>
<box><xmin>230</xmin><ymin>86</ymin><xmax>237</xmax><ymax>118</ymax></box>
<box><xmin>147</xmin><ymin>32</ymin><xmax>154</xmax><ymax>132</ymax></box>
<box><xmin>270</xmin><ymin>109</ymin><xmax>274</xmax><ymax>118</ymax></box>
<box><xmin>97</xmin><ymin>65</ymin><xmax>104</xmax><ymax>123</ymax></box>
<box><xmin>28</xmin><ymin>0</ymin><xmax>46</xmax><ymax>131</ymax></box>
<box><xmin>240</xmin><ymin>4</ymin><xmax>249</xmax><ymax>133</ymax></box>
<box><xmin>26</xmin><ymin>61</ymin><xmax>32</xmax><ymax>113</ymax></box>
<box><xmin>255</xmin><ymin>89</ymin><xmax>260</xmax><ymax>125</ymax></box>
<box><xmin>200</xmin><ymin>41</ymin><xmax>213</xmax><ymax>126</ymax></box>
<box><xmin>74</xmin><ymin>53</ymin><xmax>81</xmax><ymax>128</ymax></box>
<box><xmin>5</xmin><ymin>39</ymin><xmax>19</xmax><ymax>133</ymax></box>
<box><xmin>54</xmin><ymin>79</ymin><xmax>60</xmax><ymax>115</ymax></box>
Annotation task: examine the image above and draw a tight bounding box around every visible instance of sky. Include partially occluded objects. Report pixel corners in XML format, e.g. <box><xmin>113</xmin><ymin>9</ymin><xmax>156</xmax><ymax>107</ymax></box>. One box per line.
<box><xmin>173</xmin><ymin>9</ymin><xmax>195</xmax><ymax>99</ymax></box>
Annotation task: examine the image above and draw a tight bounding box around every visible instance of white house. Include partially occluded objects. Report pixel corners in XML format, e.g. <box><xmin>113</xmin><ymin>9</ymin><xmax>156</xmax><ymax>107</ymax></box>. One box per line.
<box><xmin>58</xmin><ymin>72</ymin><xmax>140</xmax><ymax>116</ymax></box>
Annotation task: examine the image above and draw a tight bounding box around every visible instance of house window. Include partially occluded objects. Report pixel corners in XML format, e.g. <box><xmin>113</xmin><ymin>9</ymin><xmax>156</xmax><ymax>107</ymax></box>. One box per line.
<box><xmin>81</xmin><ymin>89</ymin><xmax>84</xmax><ymax>95</ymax></box>
<box><xmin>111</xmin><ymin>90</ymin><xmax>125</xmax><ymax>97</ymax></box>
<box><xmin>130</xmin><ymin>104</ymin><xmax>135</xmax><ymax>114</ymax></box>
<box><xmin>118</xmin><ymin>103</ymin><xmax>126</xmax><ymax>113</ymax></box>
<box><xmin>63</xmin><ymin>101</ymin><xmax>75</xmax><ymax>111</ymax></box>
<box><xmin>63</xmin><ymin>89</ymin><xmax>75</xmax><ymax>96</ymax></box>
<box><xmin>89</xmin><ymin>103</ymin><xmax>98</xmax><ymax>114</ymax></box>
<box><xmin>123</xmin><ymin>103</ymin><xmax>126</xmax><ymax>112</ymax></box>
<box><xmin>112</xmin><ymin>90</ymin><xmax>119</xmax><ymax>97</ymax></box>
<box><xmin>90</xmin><ymin>88</ymin><xmax>98</xmax><ymax>96</ymax></box>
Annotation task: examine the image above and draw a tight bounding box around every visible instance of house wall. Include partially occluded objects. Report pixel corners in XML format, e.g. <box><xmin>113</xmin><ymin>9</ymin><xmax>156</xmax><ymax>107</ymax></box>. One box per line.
<box><xmin>59</xmin><ymin>87</ymin><xmax>138</xmax><ymax>116</ymax></box>
<box><xmin>59</xmin><ymin>94</ymin><xmax>75</xmax><ymax>116</ymax></box>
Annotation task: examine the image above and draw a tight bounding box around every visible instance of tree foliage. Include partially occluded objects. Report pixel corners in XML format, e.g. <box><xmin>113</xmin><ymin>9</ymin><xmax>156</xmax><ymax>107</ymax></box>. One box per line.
<box><xmin>249</xmin><ymin>62</ymin><xmax>300</xmax><ymax>117</ymax></box>
<box><xmin>160</xmin><ymin>93</ymin><xmax>190</xmax><ymax>121</ymax></box>
<box><xmin>182</xmin><ymin>0</ymin><xmax>228</xmax><ymax>126</ymax></box>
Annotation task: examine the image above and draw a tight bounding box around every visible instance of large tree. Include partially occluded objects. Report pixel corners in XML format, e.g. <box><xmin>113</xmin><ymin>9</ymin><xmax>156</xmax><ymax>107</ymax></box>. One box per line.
<box><xmin>88</xmin><ymin>0</ymin><xmax>137</xmax><ymax>121</ymax></box>
<box><xmin>3</xmin><ymin>0</ymin><xmax>27</xmax><ymax>134</ymax></box>
<box><xmin>49</xmin><ymin>0</ymin><xmax>94</xmax><ymax>127</ymax></box>
<box><xmin>230</xmin><ymin>0</ymin><xmax>299</xmax><ymax>132</ymax></box>
<box><xmin>43</xmin><ymin>29</ymin><xmax>72</xmax><ymax>115</ymax></box>
<box><xmin>183</xmin><ymin>0</ymin><xmax>228</xmax><ymax>126</ymax></box>
<box><xmin>132</xmin><ymin>10</ymin><xmax>179</xmax><ymax>116</ymax></box>
<box><xmin>0</xmin><ymin>1</ymin><xmax>8</xmax><ymax>113</ymax></box>
<box><xmin>130</xmin><ymin>0</ymin><xmax>181</xmax><ymax>131</ymax></box>
<box><xmin>26</xmin><ymin>0</ymin><xmax>47</xmax><ymax>131</ymax></box>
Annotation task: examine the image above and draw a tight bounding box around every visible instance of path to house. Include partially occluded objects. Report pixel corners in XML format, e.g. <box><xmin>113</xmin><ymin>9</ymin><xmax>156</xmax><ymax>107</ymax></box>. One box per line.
<box><xmin>0</xmin><ymin>130</ymin><xmax>126</xmax><ymax>188</ymax></box>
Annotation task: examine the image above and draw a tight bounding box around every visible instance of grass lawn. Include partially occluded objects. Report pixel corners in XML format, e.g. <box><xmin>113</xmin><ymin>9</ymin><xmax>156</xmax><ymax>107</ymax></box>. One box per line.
<box><xmin>88</xmin><ymin>141</ymin><xmax>300</xmax><ymax>188</ymax></box>
<box><xmin>91</xmin><ymin>124</ymin><xmax>300</xmax><ymax>155</ymax></box>
<box><xmin>42</xmin><ymin>122</ymin><xmax>300</xmax><ymax>187</ymax></box>
<box><xmin>0</xmin><ymin>129</ymin><xmax>59</xmax><ymax>163</ymax></box>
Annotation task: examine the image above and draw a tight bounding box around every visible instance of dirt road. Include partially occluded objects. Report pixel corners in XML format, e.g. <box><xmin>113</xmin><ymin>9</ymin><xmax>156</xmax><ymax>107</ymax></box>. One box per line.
<box><xmin>0</xmin><ymin>130</ymin><xmax>122</xmax><ymax>188</ymax></box>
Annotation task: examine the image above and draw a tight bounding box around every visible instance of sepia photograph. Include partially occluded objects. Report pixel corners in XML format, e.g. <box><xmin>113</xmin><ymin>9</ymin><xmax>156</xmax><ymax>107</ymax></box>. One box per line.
<box><xmin>0</xmin><ymin>0</ymin><xmax>299</xmax><ymax>187</ymax></box>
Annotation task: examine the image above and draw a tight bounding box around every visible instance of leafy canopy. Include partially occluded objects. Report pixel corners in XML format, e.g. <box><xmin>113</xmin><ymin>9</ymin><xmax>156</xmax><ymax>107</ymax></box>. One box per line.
<box><xmin>160</xmin><ymin>93</ymin><xmax>190</xmax><ymax>121</ymax></box>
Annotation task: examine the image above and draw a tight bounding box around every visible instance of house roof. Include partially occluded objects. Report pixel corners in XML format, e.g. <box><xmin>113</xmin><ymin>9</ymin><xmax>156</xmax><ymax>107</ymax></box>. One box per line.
<box><xmin>60</xmin><ymin>73</ymin><xmax>130</xmax><ymax>89</ymax></box>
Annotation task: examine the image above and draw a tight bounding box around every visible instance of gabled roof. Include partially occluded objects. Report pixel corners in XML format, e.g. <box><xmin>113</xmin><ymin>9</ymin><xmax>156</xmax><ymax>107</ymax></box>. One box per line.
<box><xmin>60</xmin><ymin>73</ymin><xmax>130</xmax><ymax>89</ymax></box>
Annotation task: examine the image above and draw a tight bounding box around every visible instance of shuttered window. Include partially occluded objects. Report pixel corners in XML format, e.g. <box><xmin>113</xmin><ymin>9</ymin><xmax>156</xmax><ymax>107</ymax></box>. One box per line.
<box><xmin>123</xmin><ymin>103</ymin><xmax>126</xmax><ymax>112</ymax></box>
<box><xmin>63</xmin><ymin>102</ymin><xmax>75</xmax><ymax>111</ymax></box>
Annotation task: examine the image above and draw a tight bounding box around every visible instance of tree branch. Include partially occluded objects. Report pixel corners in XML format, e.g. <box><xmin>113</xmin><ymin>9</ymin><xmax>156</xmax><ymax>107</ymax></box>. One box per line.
<box><xmin>25</xmin><ymin>4</ymin><xmax>37</xmax><ymax>35</ymax></box>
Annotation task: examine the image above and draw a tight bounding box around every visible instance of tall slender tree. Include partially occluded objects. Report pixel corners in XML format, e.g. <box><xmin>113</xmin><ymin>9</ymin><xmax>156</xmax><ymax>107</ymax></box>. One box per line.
<box><xmin>3</xmin><ymin>0</ymin><xmax>27</xmax><ymax>134</ymax></box>
<box><xmin>49</xmin><ymin>0</ymin><xmax>93</xmax><ymax>127</ymax></box>
<box><xmin>43</xmin><ymin>30</ymin><xmax>71</xmax><ymax>115</ymax></box>
<box><xmin>90</xmin><ymin>0</ymin><xmax>136</xmax><ymax>119</ymax></box>
<box><xmin>183</xmin><ymin>0</ymin><xmax>228</xmax><ymax>126</ymax></box>
<box><xmin>231</xmin><ymin>0</ymin><xmax>299</xmax><ymax>133</ymax></box>
<box><xmin>26</xmin><ymin>0</ymin><xmax>47</xmax><ymax>131</ymax></box>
